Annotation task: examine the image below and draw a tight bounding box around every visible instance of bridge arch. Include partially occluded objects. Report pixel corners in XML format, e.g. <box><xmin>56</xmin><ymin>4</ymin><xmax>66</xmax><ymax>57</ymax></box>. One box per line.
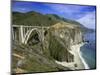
<box><xmin>24</xmin><ymin>28</ymin><xmax>41</xmax><ymax>44</ymax></box>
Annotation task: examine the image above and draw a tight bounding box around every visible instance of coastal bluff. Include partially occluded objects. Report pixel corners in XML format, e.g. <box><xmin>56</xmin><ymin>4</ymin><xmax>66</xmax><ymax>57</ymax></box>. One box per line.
<box><xmin>48</xmin><ymin>22</ymin><xmax>85</xmax><ymax>69</ymax></box>
<box><xmin>12</xmin><ymin>11</ymin><xmax>90</xmax><ymax>73</ymax></box>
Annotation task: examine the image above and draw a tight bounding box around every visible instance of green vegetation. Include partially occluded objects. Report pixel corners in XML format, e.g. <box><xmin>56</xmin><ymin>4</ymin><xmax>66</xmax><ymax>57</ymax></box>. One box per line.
<box><xmin>12</xmin><ymin>11</ymin><xmax>94</xmax><ymax>32</ymax></box>
<box><xmin>12</xmin><ymin>11</ymin><xmax>93</xmax><ymax>73</ymax></box>
<box><xmin>12</xmin><ymin>11</ymin><xmax>57</xmax><ymax>26</ymax></box>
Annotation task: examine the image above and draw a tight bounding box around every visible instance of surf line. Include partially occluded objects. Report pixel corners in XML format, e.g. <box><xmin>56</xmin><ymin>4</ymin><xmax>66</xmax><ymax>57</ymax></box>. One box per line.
<box><xmin>78</xmin><ymin>50</ymin><xmax>90</xmax><ymax>69</ymax></box>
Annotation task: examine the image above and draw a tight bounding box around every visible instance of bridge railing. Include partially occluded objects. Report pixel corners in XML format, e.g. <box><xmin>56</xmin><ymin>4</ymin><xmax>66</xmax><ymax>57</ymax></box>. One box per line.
<box><xmin>12</xmin><ymin>25</ymin><xmax>50</xmax><ymax>29</ymax></box>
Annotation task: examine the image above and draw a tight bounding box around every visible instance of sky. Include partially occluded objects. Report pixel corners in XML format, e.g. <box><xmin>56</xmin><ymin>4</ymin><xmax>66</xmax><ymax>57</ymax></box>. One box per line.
<box><xmin>12</xmin><ymin>1</ymin><xmax>96</xmax><ymax>29</ymax></box>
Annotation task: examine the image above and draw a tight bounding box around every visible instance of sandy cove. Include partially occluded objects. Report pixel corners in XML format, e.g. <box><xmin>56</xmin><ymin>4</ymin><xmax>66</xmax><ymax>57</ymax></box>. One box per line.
<box><xmin>55</xmin><ymin>42</ymin><xmax>89</xmax><ymax>70</ymax></box>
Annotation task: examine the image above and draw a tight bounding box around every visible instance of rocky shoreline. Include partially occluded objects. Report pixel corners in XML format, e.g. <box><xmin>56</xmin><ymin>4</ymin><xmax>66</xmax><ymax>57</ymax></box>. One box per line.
<box><xmin>55</xmin><ymin>43</ymin><xmax>89</xmax><ymax>70</ymax></box>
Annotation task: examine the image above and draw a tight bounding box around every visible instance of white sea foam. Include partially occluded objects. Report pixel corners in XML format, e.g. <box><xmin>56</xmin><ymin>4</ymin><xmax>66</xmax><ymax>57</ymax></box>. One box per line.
<box><xmin>78</xmin><ymin>49</ymin><xmax>90</xmax><ymax>69</ymax></box>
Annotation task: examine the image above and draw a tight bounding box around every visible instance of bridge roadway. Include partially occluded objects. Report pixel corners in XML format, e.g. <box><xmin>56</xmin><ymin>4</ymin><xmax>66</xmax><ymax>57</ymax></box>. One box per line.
<box><xmin>13</xmin><ymin>25</ymin><xmax>50</xmax><ymax>28</ymax></box>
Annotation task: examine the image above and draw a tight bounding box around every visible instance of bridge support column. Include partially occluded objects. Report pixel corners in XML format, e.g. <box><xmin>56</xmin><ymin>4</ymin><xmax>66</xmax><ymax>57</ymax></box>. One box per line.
<box><xmin>40</xmin><ymin>27</ymin><xmax>45</xmax><ymax>50</ymax></box>
<box><xmin>19</xmin><ymin>25</ymin><xmax>24</xmax><ymax>43</ymax></box>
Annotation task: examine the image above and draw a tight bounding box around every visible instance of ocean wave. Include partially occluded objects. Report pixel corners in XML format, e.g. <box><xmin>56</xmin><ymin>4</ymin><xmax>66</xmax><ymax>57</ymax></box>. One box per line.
<box><xmin>78</xmin><ymin>49</ymin><xmax>90</xmax><ymax>69</ymax></box>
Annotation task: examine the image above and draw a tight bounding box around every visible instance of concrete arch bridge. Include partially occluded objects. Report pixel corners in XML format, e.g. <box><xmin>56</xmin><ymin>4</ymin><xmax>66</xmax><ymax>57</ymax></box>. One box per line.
<box><xmin>12</xmin><ymin>25</ymin><xmax>49</xmax><ymax>45</ymax></box>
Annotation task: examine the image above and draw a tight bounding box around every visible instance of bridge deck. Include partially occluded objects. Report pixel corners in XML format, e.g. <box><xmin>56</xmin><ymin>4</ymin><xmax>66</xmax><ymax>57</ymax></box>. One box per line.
<box><xmin>12</xmin><ymin>25</ymin><xmax>50</xmax><ymax>28</ymax></box>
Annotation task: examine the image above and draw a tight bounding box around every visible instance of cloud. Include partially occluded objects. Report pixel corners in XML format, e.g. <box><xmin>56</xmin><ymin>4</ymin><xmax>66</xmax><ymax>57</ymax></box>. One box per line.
<box><xmin>44</xmin><ymin>4</ymin><xmax>82</xmax><ymax>14</ymax></box>
<box><xmin>77</xmin><ymin>11</ymin><xmax>96</xmax><ymax>29</ymax></box>
<box><xmin>43</xmin><ymin>4</ymin><xmax>95</xmax><ymax>19</ymax></box>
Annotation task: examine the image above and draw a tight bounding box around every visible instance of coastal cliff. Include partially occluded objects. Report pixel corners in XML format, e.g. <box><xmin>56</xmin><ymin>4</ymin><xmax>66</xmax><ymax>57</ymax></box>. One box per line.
<box><xmin>12</xmin><ymin>11</ymin><xmax>89</xmax><ymax>73</ymax></box>
<box><xmin>46</xmin><ymin>22</ymin><xmax>85</xmax><ymax>70</ymax></box>
<box><xmin>47</xmin><ymin>22</ymin><xmax>83</xmax><ymax>61</ymax></box>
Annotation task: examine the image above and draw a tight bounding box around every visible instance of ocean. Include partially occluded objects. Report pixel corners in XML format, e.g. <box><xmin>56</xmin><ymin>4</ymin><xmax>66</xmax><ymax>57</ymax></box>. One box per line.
<box><xmin>80</xmin><ymin>32</ymin><xmax>96</xmax><ymax>69</ymax></box>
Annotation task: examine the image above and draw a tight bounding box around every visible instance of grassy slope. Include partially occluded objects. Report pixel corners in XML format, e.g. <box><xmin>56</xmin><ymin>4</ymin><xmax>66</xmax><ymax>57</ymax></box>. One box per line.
<box><xmin>12</xmin><ymin>11</ymin><xmax>57</xmax><ymax>26</ymax></box>
<box><xmin>12</xmin><ymin>11</ymin><xmax>93</xmax><ymax>73</ymax></box>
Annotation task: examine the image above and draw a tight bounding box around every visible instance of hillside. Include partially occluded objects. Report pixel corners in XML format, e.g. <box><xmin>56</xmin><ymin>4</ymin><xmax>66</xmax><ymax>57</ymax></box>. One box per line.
<box><xmin>46</xmin><ymin>14</ymin><xmax>94</xmax><ymax>33</ymax></box>
<box><xmin>12</xmin><ymin>11</ymin><xmax>94</xmax><ymax>33</ymax></box>
<box><xmin>12</xmin><ymin>11</ymin><xmax>58</xmax><ymax>26</ymax></box>
<box><xmin>12</xmin><ymin>11</ymin><xmax>93</xmax><ymax>74</ymax></box>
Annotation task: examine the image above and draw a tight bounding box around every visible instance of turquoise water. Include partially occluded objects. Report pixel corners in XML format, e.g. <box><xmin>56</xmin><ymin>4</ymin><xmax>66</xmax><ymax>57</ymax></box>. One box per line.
<box><xmin>80</xmin><ymin>32</ymin><xmax>96</xmax><ymax>69</ymax></box>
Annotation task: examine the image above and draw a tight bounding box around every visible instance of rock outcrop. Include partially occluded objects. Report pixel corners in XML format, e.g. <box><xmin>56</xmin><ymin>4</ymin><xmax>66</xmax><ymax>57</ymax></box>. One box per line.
<box><xmin>46</xmin><ymin>22</ymin><xmax>83</xmax><ymax>62</ymax></box>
